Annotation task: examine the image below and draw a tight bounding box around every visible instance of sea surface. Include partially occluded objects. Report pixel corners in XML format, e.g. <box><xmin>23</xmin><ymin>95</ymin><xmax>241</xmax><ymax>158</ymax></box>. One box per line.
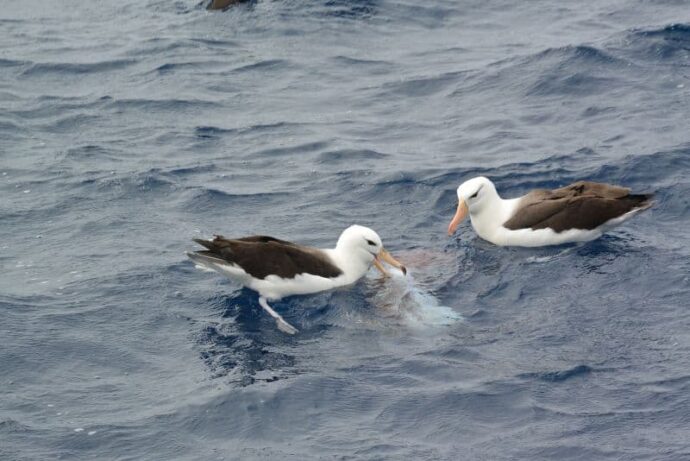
<box><xmin>2</xmin><ymin>1</ymin><xmax>690</xmax><ymax>460</ymax></box>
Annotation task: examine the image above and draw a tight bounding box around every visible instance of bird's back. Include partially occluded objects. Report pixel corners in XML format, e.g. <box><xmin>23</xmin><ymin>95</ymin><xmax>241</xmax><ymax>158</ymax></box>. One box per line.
<box><xmin>189</xmin><ymin>235</ymin><xmax>343</xmax><ymax>280</ymax></box>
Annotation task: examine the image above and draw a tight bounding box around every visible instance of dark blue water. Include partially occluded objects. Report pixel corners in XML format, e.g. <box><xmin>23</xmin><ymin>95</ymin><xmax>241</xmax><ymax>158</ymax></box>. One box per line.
<box><xmin>2</xmin><ymin>1</ymin><xmax>690</xmax><ymax>459</ymax></box>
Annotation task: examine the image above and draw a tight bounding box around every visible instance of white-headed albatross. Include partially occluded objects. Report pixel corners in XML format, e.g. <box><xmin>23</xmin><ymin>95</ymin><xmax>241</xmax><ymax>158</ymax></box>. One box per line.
<box><xmin>188</xmin><ymin>225</ymin><xmax>407</xmax><ymax>334</ymax></box>
<box><xmin>447</xmin><ymin>176</ymin><xmax>653</xmax><ymax>247</ymax></box>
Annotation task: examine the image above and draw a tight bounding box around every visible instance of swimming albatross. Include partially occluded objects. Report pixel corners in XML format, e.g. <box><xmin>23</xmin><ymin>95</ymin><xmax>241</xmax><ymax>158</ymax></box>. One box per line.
<box><xmin>188</xmin><ymin>225</ymin><xmax>407</xmax><ymax>334</ymax></box>
<box><xmin>447</xmin><ymin>177</ymin><xmax>653</xmax><ymax>247</ymax></box>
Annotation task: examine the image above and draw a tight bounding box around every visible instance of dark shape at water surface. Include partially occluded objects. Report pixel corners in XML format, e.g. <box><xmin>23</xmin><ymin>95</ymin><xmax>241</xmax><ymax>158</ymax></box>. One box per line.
<box><xmin>322</xmin><ymin>0</ymin><xmax>378</xmax><ymax>19</ymax></box>
<box><xmin>519</xmin><ymin>365</ymin><xmax>594</xmax><ymax>382</ymax></box>
<box><xmin>206</xmin><ymin>0</ymin><xmax>249</xmax><ymax>10</ymax></box>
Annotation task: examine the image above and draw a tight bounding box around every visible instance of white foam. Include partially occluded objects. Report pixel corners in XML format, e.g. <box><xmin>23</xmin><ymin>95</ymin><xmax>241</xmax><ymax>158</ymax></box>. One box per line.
<box><xmin>372</xmin><ymin>271</ymin><xmax>461</xmax><ymax>328</ymax></box>
<box><xmin>525</xmin><ymin>245</ymin><xmax>579</xmax><ymax>264</ymax></box>
<box><xmin>194</xmin><ymin>264</ymin><xmax>217</xmax><ymax>273</ymax></box>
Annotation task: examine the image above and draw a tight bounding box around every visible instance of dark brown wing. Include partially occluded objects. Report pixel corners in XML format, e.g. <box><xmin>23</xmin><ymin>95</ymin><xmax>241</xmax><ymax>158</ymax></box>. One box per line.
<box><xmin>231</xmin><ymin>235</ymin><xmax>299</xmax><ymax>246</ymax></box>
<box><xmin>552</xmin><ymin>181</ymin><xmax>631</xmax><ymax>199</ymax></box>
<box><xmin>192</xmin><ymin>236</ymin><xmax>343</xmax><ymax>280</ymax></box>
<box><xmin>207</xmin><ymin>0</ymin><xmax>246</xmax><ymax>10</ymax></box>
<box><xmin>504</xmin><ymin>181</ymin><xmax>652</xmax><ymax>232</ymax></box>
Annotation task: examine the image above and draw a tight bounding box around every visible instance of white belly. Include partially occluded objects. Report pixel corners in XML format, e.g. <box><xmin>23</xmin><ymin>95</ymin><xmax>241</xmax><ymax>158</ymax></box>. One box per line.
<box><xmin>476</xmin><ymin>209</ymin><xmax>642</xmax><ymax>247</ymax></box>
<box><xmin>488</xmin><ymin>226</ymin><xmax>603</xmax><ymax>247</ymax></box>
<box><xmin>249</xmin><ymin>273</ymin><xmax>348</xmax><ymax>300</ymax></box>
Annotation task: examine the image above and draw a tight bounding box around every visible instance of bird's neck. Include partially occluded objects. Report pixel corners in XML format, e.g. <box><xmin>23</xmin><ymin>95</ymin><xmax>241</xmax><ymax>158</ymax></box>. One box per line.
<box><xmin>470</xmin><ymin>193</ymin><xmax>518</xmax><ymax>237</ymax></box>
<box><xmin>324</xmin><ymin>247</ymin><xmax>370</xmax><ymax>283</ymax></box>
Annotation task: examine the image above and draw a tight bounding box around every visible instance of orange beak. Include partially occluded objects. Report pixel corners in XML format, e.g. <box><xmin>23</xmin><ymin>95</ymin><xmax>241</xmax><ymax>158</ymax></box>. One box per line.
<box><xmin>373</xmin><ymin>248</ymin><xmax>407</xmax><ymax>277</ymax></box>
<box><xmin>447</xmin><ymin>199</ymin><xmax>468</xmax><ymax>236</ymax></box>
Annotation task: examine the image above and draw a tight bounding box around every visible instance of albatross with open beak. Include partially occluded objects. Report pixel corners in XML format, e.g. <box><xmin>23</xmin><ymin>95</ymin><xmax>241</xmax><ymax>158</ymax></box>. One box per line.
<box><xmin>188</xmin><ymin>225</ymin><xmax>406</xmax><ymax>334</ymax></box>
<box><xmin>448</xmin><ymin>176</ymin><xmax>652</xmax><ymax>247</ymax></box>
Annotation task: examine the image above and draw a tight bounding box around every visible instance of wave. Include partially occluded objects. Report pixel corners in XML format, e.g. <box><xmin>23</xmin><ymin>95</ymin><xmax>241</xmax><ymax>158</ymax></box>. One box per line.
<box><xmin>450</xmin><ymin>41</ymin><xmax>646</xmax><ymax>101</ymax></box>
<box><xmin>151</xmin><ymin>60</ymin><xmax>230</xmax><ymax>74</ymax></box>
<box><xmin>379</xmin><ymin>70</ymin><xmax>469</xmax><ymax>98</ymax></box>
<box><xmin>179</xmin><ymin>187</ymin><xmax>285</xmax><ymax>214</ymax></box>
<box><xmin>331</xmin><ymin>55</ymin><xmax>394</xmax><ymax>68</ymax></box>
<box><xmin>103</xmin><ymin>97</ymin><xmax>221</xmax><ymax>111</ymax></box>
<box><xmin>510</xmin><ymin>45</ymin><xmax>628</xmax><ymax>97</ymax></box>
<box><xmin>532</xmin><ymin>45</ymin><xmax>624</xmax><ymax>67</ymax></box>
<box><xmin>122</xmin><ymin>36</ymin><xmax>240</xmax><ymax>58</ymax></box>
<box><xmin>20</xmin><ymin>59</ymin><xmax>135</xmax><ymax>77</ymax></box>
<box><xmin>232</xmin><ymin>59</ymin><xmax>290</xmax><ymax>73</ymax></box>
<box><xmin>623</xmin><ymin>23</ymin><xmax>690</xmax><ymax>63</ymax></box>
<box><xmin>318</xmin><ymin>0</ymin><xmax>378</xmax><ymax>19</ymax></box>
<box><xmin>254</xmin><ymin>140</ymin><xmax>330</xmax><ymax>157</ymax></box>
<box><xmin>317</xmin><ymin>148</ymin><xmax>388</xmax><ymax>163</ymax></box>
<box><xmin>0</xmin><ymin>419</ymin><xmax>31</xmax><ymax>433</ymax></box>
<box><xmin>0</xmin><ymin>58</ymin><xmax>29</xmax><ymax>68</ymax></box>
<box><xmin>194</xmin><ymin>121</ymin><xmax>302</xmax><ymax>138</ymax></box>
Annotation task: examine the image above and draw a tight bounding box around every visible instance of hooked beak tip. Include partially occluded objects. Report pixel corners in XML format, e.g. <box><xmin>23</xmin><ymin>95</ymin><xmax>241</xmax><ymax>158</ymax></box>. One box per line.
<box><xmin>377</xmin><ymin>249</ymin><xmax>407</xmax><ymax>276</ymax></box>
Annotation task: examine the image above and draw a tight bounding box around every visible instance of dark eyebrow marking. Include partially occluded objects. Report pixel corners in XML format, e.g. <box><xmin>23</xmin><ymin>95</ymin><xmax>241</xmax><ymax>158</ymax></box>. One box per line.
<box><xmin>470</xmin><ymin>184</ymin><xmax>484</xmax><ymax>199</ymax></box>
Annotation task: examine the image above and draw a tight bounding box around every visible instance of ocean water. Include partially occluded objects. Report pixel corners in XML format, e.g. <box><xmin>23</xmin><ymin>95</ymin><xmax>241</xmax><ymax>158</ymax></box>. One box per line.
<box><xmin>2</xmin><ymin>1</ymin><xmax>689</xmax><ymax>459</ymax></box>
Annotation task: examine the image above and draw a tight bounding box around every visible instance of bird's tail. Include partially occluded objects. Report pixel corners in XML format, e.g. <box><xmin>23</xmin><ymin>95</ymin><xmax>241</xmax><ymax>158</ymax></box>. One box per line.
<box><xmin>188</xmin><ymin>237</ymin><xmax>228</xmax><ymax>268</ymax></box>
<box><xmin>187</xmin><ymin>239</ymin><xmax>248</xmax><ymax>281</ymax></box>
<box><xmin>187</xmin><ymin>252</ymin><xmax>230</xmax><ymax>278</ymax></box>
<box><xmin>629</xmin><ymin>193</ymin><xmax>654</xmax><ymax>210</ymax></box>
<box><xmin>192</xmin><ymin>238</ymin><xmax>220</xmax><ymax>252</ymax></box>
<box><xmin>186</xmin><ymin>250</ymin><xmax>225</xmax><ymax>268</ymax></box>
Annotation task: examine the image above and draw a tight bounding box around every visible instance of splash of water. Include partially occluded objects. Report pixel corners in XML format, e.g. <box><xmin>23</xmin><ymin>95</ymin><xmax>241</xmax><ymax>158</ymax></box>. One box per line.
<box><xmin>370</xmin><ymin>270</ymin><xmax>461</xmax><ymax>328</ymax></box>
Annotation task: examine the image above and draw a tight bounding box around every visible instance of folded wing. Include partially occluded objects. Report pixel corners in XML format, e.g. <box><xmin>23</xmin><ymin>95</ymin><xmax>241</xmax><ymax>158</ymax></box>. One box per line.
<box><xmin>504</xmin><ymin>181</ymin><xmax>652</xmax><ymax>232</ymax></box>
<box><xmin>190</xmin><ymin>235</ymin><xmax>343</xmax><ymax>280</ymax></box>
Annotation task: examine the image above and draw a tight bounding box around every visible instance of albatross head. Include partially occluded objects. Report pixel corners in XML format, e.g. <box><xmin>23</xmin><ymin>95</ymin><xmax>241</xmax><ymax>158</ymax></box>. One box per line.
<box><xmin>447</xmin><ymin>176</ymin><xmax>499</xmax><ymax>236</ymax></box>
<box><xmin>335</xmin><ymin>225</ymin><xmax>407</xmax><ymax>279</ymax></box>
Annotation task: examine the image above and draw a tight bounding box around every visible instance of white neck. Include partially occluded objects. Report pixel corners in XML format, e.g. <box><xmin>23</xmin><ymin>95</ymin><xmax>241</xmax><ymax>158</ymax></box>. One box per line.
<box><xmin>469</xmin><ymin>190</ymin><xmax>520</xmax><ymax>241</ymax></box>
<box><xmin>323</xmin><ymin>246</ymin><xmax>371</xmax><ymax>284</ymax></box>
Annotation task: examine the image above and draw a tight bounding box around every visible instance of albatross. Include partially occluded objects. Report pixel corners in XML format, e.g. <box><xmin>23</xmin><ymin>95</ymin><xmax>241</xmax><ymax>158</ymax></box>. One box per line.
<box><xmin>187</xmin><ymin>225</ymin><xmax>407</xmax><ymax>334</ymax></box>
<box><xmin>447</xmin><ymin>176</ymin><xmax>653</xmax><ymax>247</ymax></box>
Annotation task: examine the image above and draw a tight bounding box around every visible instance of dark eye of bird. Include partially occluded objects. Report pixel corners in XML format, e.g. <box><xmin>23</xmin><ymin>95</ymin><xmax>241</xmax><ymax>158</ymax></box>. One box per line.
<box><xmin>470</xmin><ymin>185</ymin><xmax>483</xmax><ymax>199</ymax></box>
<box><xmin>366</xmin><ymin>239</ymin><xmax>376</xmax><ymax>246</ymax></box>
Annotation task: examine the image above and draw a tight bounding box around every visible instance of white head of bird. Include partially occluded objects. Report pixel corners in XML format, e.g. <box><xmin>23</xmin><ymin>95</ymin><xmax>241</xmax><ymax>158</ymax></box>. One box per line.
<box><xmin>333</xmin><ymin>225</ymin><xmax>406</xmax><ymax>281</ymax></box>
<box><xmin>448</xmin><ymin>176</ymin><xmax>502</xmax><ymax>236</ymax></box>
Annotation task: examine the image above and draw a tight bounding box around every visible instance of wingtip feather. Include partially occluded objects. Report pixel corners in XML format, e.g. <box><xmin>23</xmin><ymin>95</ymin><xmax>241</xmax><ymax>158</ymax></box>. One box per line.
<box><xmin>192</xmin><ymin>238</ymin><xmax>215</xmax><ymax>250</ymax></box>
